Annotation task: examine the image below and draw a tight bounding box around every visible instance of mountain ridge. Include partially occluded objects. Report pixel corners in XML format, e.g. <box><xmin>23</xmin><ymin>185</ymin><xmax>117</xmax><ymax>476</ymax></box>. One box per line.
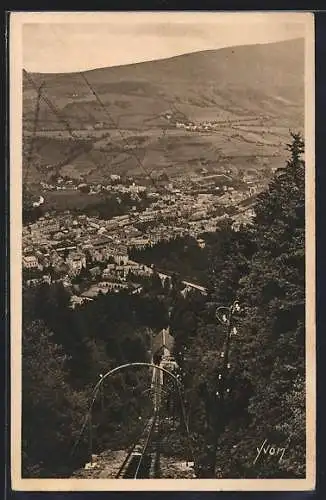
<box><xmin>23</xmin><ymin>38</ymin><xmax>304</xmax><ymax>185</ymax></box>
<box><xmin>25</xmin><ymin>37</ymin><xmax>304</xmax><ymax>77</ymax></box>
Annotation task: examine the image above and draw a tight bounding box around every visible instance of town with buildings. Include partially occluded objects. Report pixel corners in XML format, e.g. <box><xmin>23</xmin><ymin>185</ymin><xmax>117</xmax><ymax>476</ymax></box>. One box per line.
<box><xmin>23</xmin><ymin>168</ymin><xmax>259</xmax><ymax>306</ymax></box>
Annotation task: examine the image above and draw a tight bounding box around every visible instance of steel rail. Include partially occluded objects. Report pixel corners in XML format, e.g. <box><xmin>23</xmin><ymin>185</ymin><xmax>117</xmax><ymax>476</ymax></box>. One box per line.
<box><xmin>133</xmin><ymin>367</ymin><xmax>161</xmax><ymax>478</ymax></box>
<box><xmin>133</xmin><ymin>413</ymin><xmax>158</xmax><ymax>478</ymax></box>
<box><xmin>118</xmin><ymin>367</ymin><xmax>162</xmax><ymax>478</ymax></box>
<box><xmin>115</xmin><ymin>414</ymin><xmax>155</xmax><ymax>478</ymax></box>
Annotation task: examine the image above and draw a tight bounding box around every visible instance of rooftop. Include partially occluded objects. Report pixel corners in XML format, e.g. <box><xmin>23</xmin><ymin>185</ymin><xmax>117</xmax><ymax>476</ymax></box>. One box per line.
<box><xmin>23</xmin><ymin>255</ymin><xmax>37</xmax><ymax>262</ymax></box>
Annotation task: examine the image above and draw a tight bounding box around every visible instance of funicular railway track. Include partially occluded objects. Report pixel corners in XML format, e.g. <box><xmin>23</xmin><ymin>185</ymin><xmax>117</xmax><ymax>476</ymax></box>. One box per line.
<box><xmin>71</xmin><ymin>361</ymin><xmax>195</xmax><ymax>479</ymax></box>
<box><xmin>116</xmin><ymin>367</ymin><xmax>162</xmax><ymax>478</ymax></box>
<box><xmin>116</xmin><ymin>414</ymin><xmax>158</xmax><ymax>478</ymax></box>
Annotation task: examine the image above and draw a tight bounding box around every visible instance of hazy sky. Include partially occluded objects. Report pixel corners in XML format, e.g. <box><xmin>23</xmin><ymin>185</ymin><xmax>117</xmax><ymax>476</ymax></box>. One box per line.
<box><xmin>21</xmin><ymin>12</ymin><xmax>307</xmax><ymax>73</ymax></box>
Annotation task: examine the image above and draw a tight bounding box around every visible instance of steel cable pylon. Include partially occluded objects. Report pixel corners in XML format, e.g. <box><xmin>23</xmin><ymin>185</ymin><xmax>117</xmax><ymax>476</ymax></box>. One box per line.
<box><xmin>207</xmin><ymin>300</ymin><xmax>241</xmax><ymax>476</ymax></box>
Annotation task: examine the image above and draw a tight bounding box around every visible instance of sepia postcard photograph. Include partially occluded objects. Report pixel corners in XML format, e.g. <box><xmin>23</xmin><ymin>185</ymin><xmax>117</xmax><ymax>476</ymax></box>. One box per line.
<box><xmin>10</xmin><ymin>11</ymin><xmax>315</xmax><ymax>491</ymax></box>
